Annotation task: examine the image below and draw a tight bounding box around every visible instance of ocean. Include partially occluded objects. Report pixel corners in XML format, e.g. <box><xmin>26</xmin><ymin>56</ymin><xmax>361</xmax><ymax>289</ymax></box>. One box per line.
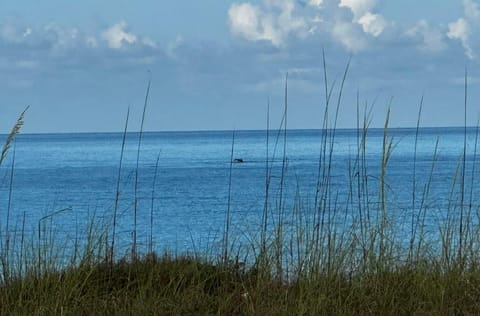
<box><xmin>0</xmin><ymin>127</ymin><xmax>478</xmax><ymax>257</ymax></box>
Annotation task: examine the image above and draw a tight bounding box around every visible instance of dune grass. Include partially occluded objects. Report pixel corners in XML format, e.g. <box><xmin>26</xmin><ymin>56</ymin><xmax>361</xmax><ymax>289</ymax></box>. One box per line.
<box><xmin>3</xmin><ymin>252</ymin><xmax>480</xmax><ymax>315</ymax></box>
<box><xmin>2</xmin><ymin>65</ymin><xmax>480</xmax><ymax>315</ymax></box>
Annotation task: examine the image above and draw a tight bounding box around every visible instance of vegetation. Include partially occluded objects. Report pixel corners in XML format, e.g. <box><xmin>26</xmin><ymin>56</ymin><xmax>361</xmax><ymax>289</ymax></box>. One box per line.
<box><xmin>3</xmin><ymin>253</ymin><xmax>480</xmax><ymax>315</ymax></box>
<box><xmin>1</xmin><ymin>64</ymin><xmax>480</xmax><ymax>315</ymax></box>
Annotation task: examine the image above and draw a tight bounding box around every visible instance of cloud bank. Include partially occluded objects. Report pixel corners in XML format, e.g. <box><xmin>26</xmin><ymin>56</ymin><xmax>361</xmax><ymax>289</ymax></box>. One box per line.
<box><xmin>228</xmin><ymin>0</ymin><xmax>388</xmax><ymax>51</ymax></box>
<box><xmin>227</xmin><ymin>0</ymin><xmax>480</xmax><ymax>59</ymax></box>
<box><xmin>0</xmin><ymin>20</ymin><xmax>161</xmax><ymax>75</ymax></box>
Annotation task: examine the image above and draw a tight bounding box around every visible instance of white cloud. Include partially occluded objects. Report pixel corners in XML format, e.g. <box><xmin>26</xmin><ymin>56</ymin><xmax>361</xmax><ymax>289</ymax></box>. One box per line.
<box><xmin>338</xmin><ymin>0</ymin><xmax>386</xmax><ymax>37</ymax></box>
<box><xmin>444</xmin><ymin>0</ymin><xmax>480</xmax><ymax>59</ymax></box>
<box><xmin>271</xmin><ymin>0</ymin><xmax>308</xmax><ymax>37</ymax></box>
<box><xmin>166</xmin><ymin>35</ymin><xmax>184</xmax><ymax>59</ymax></box>
<box><xmin>38</xmin><ymin>23</ymin><xmax>86</xmax><ymax>55</ymax></box>
<box><xmin>228</xmin><ymin>0</ymin><xmax>387</xmax><ymax>51</ymax></box>
<box><xmin>339</xmin><ymin>0</ymin><xmax>377</xmax><ymax>19</ymax></box>
<box><xmin>406</xmin><ymin>20</ymin><xmax>446</xmax><ymax>53</ymax></box>
<box><xmin>332</xmin><ymin>20</ymin><xmax>367</xmax><ymax>52</ymax></box>
<box><xmin>228</xmin><ymin>3</ymin><xmax>261</xmax><ymax>41</ymax></box>
<box><xmin>0</xmin><ymin>22</ymin><xmax>90</xmax><ymax>54</ymax></box>
<box><xmin>308</xmin><ymin>0</ymin><xmax>323</xmax><ymax>7</ymax></box>
<box><xmin>464</xmin><ymin>0</ymin><xmax>480</xmax><ymax>22</ymax></box>
<box><xmin>447</xmin><ymin>18</ymin><xmax>473</xmax><ymax>59</ymax></box>
<box><xmin>142</xmin><ymin>37</ymin><xmax>157</xmax><ymax>48</ymax></box>
<box><xmin>0</xmin><ymin>19</ymin><xmax>165</xmax><ymax>78</ymax></box>
<box><xmin>101</xmin><ymin>21</ymin><xmax>137</xmax><ymax>49</ymax></box>
<box><xmin>357</xmin><ymin>12</ymin><xmax>386</xmax><ymax>37</ymax></box>
<box><xmin>447</xmin><ymin>18</ymin><xmax>469</xmax><ymax>42</ymax></box>
<box><xmin>228</xmin><ymin>0</ymin><xmax>308</xmax><ymax>46</ymax></box>
<box><xmin>228</xmin><ymin>0</ymin><xmax>480</xmax><ymax>57</ymax></box>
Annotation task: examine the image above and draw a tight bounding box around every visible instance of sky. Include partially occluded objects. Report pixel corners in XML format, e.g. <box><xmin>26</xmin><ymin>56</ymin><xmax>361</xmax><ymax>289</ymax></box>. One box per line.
<box><xmin>0</xmin><ymin>0</ymin><xmax>479</xmax><ymax>133</ymax></box>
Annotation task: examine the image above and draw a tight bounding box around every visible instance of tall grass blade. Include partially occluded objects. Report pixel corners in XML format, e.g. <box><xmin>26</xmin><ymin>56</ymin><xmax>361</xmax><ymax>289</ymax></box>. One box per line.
<box><xmin>223</xmin><ymin>131</ymin><xmax>235</xmax><ymax>263</ymax></box>
<box><xmin>261</xmin><ymin>99</ymin><xmax>270</xmax><ymax>255</ymax></box>
<box><xmin>409</xmin><ymin>95</ymin><xmax>423</xmax><ymax>262</ymax></box>
<box><xmin>133</xmin><ymin>79</ymin><xmax>151</xmax><ymax>258</ymax></box>
<box><xmin>111</xmin><ymin>107</ymin><xmax>130</xmax><ymax>263</ymax></box>
<box><xmin>459</xmin><ymin>69</ymin><xmax>467</xmax><ymax>264</ymax></box>
<box><xmin>149</xmin><ymin>151</ymin><xmax>161</xmax><ymax>254</ymax></box>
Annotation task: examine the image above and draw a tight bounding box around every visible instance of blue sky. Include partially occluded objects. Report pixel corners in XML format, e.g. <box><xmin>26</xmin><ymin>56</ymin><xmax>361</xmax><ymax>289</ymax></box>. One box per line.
<box><xmin>0</xmin><ymin>0</ymin><xmax>479</xmax><ymax>133</ymax></box>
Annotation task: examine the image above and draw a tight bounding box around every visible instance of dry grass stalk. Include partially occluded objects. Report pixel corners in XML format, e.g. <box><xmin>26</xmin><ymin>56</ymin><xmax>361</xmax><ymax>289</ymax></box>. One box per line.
<box><xmin>0</xmin><ymin>106</ymin><xmax>29</xmax><ymax>167</ymax></box>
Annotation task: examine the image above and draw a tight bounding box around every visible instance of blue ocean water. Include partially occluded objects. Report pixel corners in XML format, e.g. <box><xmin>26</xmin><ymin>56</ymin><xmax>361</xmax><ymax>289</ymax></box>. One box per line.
<box><xmin>0</xmin><ymin>128</ymin><xmax>479</xmax><ymax>256</ymax></box>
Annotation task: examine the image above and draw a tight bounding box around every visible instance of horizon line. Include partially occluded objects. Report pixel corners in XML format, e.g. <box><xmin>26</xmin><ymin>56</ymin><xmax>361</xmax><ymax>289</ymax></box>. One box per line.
<box><xmin>2</xmin><ymin>125</ymin><xmax>478</xmax><ymax>136</ymax></box>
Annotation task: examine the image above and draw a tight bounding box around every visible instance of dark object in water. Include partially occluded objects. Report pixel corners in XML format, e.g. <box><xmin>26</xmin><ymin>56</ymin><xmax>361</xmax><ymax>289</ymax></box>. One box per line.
<box><xmin>233</xmin><ymin>158</ymin><xmax>244</xmax><ymax>163</ymax></box>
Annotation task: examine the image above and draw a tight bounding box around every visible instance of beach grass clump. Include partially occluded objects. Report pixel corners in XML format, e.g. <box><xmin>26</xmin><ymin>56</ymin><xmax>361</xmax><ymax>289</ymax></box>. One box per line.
<box><xmin>2</xmin><ymin>252</ymin><xmax>480</xmax><ymax>314</ymax></box>
<box><xmin>0</xmin><ymin>253</ymin><xmax>254</xmax><ymax>315</ymax></box>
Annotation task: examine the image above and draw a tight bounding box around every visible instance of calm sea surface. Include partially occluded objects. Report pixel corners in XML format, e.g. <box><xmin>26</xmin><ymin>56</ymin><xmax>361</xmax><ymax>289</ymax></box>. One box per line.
<box><xmin>0</xmin><ymin>128</ymin><xmax>479</xmax><ymax>256</ymax></box>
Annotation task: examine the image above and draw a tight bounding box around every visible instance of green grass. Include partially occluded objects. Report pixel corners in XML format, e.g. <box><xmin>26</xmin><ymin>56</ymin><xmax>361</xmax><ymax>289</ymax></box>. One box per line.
<box><xmin>2</xmin><ymin>253</ymin><xmax>480</xmax><ymax>315</ymax></box>
<box><xmin>2</xmin><ymin>64</ymin><xmax>480</xmax><ymax>314</ymax></box>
